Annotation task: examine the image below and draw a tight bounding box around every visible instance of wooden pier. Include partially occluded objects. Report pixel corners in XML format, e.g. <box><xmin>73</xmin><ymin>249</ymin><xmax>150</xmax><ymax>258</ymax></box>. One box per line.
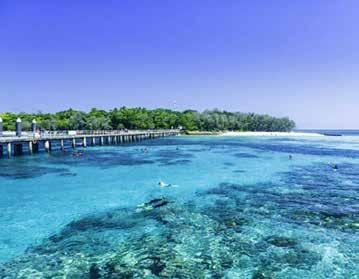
<box><xmin>0</xmin><ymin>130</ymin><xmax>179</xmax><ymax>158</ymax></box>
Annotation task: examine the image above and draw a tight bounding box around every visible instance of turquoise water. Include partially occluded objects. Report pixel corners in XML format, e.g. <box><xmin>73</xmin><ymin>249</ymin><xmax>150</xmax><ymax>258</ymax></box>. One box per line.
<box><xmin>0</xmin><ymin>136</ymin><xmax>358</xmax><ymax>278</ymax></box>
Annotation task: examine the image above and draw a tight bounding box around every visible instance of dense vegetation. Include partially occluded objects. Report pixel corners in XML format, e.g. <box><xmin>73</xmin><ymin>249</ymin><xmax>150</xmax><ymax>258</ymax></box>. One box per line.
<box><xmin>0</xmin><ymin>108</ymin><xmax>295</xmax><ymax>132</ymax></box>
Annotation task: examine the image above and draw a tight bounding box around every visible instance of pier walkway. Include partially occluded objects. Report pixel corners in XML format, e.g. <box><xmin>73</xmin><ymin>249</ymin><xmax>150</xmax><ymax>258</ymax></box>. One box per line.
<box><xmin>0</xmin><ymin>130</ymin><xmax>179</xmax><ymax>158</ymax></box>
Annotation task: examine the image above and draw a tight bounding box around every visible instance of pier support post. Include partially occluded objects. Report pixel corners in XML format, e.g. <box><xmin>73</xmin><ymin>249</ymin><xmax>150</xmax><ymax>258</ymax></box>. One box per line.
<box><xmin>29</xmin><ymin>141</ymin><xmax>33</xmax><ymax>155</ymax></box>
<box><xmin>108</xmin><ymin>136</ymin><xmax>111</xmax><ymax>145</ymax></box>
<box><xmin>60</xmin><ymin>139</ymin><xmax>65</xmax><ymax>151</ymax></box>
<box><xmin>44</xmin><ymin>140</ymin><xmax>51</xmax><ymax>152</ymax></box>
<box><xmin>92</xmin><ymin>137</ymin><xmax>96</xmax><ymax>146</ymax></box>
<box><xmin>72</xmin><ymin>138</ymin><xmax>76</xmax><ymax>149</ymax></box>
<box><xmin>113</xmin><ymin>136</ymin><xmax>117</xmax><ymax>144</ymax></box>
<box><xmin>83</xmin><ymin>137</ymin><xmax>87</xmax><ymax>147</ymax></box>
<box><xmin>100</xmin><ymin>137</ymin><xmax>104</xmax><ymax>146</ymax></box>
<box><xmin>7</xmin><ymin>143</ymin><xmax>11</xmax><ymax>158</ymax></box>
<box><xmin>0</xmin><ymin>145</ymin><xmax>3</xmax><ymax>157</ymax></box>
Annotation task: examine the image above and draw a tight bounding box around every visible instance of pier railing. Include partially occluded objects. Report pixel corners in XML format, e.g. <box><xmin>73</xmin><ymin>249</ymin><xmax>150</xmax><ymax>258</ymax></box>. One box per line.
<box><xmin>0</xmin><ymin>129</ymin><xmax>179</xmax><ymax>142</ymax></box>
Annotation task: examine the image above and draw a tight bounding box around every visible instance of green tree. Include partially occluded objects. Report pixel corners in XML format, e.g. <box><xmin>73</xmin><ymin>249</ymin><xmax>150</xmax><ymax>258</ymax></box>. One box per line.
<box><xmin>0</xmin><ymin>107</ymin><xmax>296</xmax><ymax>132</ymax></box>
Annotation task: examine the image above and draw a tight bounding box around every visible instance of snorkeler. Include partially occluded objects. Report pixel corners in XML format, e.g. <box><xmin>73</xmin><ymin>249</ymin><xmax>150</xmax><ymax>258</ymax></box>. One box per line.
<box><xmin>159</xmin><ymin>181</ymin><xmax>170</xmax><ymax>187</ymax></box>
<box><xmin>136</xmin><ymin>197</ymin><xmax>170</xmax><ymax>212</ymax></box>
<box><xmin>72</xmin><ymin>151</ymin><xmax>83</xmax><ymax>157</ymax></box>
<box><xmin>329</xmin><ymin>163</ymin><xmax>338</xmax><ymax>170</ymax></box>
<box><xmin>289</xmin><ymin>155</ymin><xmax>293</xmax><ymax>160</ymax></box>
<box><xmin>158</xmin><ymin>181</ymin><xmax>178</xmax><ymax>188</ymax></box>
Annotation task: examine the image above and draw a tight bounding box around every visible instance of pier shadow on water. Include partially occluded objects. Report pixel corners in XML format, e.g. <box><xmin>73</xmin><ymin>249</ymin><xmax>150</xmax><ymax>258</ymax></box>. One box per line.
<box><xmin>0</xmin><ymin>145</ymin><xmax>197</xmax><ymax>180</ymax></box>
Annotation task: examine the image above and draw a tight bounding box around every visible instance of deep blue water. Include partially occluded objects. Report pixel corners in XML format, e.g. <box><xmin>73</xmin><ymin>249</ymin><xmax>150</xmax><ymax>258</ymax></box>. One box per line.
<box><xmin>0</xmin><ymin>135</ymin><xmax>358</xmax><ymax>278</ymax></box>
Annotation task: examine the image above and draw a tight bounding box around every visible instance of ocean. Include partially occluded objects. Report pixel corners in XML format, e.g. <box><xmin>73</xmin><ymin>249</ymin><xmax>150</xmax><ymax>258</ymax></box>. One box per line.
<box><xmin>0</xmin><ymin>134</ymin><xmax>358</xmax><ymax>278</ymax></box>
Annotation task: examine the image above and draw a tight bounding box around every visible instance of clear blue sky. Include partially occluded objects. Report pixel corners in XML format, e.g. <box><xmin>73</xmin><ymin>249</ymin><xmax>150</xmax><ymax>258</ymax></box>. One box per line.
<box><xmin>1</xmin><ymin>1</ymin><xmax>358</xmax><ymax>128</ymax></box>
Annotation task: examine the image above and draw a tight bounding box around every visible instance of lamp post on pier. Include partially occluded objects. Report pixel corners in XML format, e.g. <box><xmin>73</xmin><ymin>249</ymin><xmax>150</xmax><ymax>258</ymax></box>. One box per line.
<box><xmin>16</xmin><ymin>118</ymin><xmax>22</xmax><ymax>137</ymax></box>
<box><xmin>31</xmin><ymin>119</ymin><xmax>37</xmax><ymax>134</ymax></box>
<box><xmin>0</xmin><ymin>118</ymin><xmax>3</xmax><ymax>137</ymax></box>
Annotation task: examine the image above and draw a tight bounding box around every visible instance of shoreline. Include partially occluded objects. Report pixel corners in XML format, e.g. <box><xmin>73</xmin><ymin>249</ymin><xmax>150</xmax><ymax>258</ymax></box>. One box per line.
<box><xmin>219</xmin><ymin>131</ymin><xmax>324</xmax><ymax>137</ymax></box>
<box><xmin>183</xmin><ymin>131</ymin><xmax>324</xmax><ymax>137</ymax></box>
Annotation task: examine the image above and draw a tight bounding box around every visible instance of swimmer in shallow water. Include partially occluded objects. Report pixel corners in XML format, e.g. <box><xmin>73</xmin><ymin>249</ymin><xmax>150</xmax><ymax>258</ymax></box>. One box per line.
<box><xmin>329</xmin><ymin>163</ymin><xmax>338</xmax><ymax>170</ymax></box>
<box><xmin>136</xmin><ymin>197</ymin><xmax>170</xmax><ymax>212</ymax></box>
<box><xmin>158</xmin><ymin>181</ymin><xmax>178</xmax><ymax>188</ymax></box>
<box><xmin>72</xmin><ymin>151</ymin><xmax>83</xmax><ymax>157</ymax></box>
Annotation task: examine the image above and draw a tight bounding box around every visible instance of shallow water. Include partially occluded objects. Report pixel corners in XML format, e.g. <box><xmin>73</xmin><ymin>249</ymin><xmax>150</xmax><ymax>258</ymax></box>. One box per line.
<box><xmin>0</xmin><ymin>136</ymin><xmax>358</xmax><ymax>278</ymax></box>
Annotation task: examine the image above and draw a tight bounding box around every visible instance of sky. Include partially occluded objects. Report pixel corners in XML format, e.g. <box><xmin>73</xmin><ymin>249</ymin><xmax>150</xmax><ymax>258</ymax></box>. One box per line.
<box><xmin>0</xmin><ymin>1</ymin><xmax>358</xmax><ymax>129</ymax></box>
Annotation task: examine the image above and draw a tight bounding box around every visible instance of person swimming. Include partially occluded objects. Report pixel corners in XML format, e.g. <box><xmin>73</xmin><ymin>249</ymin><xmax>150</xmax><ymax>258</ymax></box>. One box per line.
<box><xmin>158</xmin><ymin>181</ymin><xmax>178</xmax><ymax>188</ymax></box>
<box><xmin>136</xmin><ymin>197</ymin><xmax>170</xmax><ymax>212</ymax></box>
<box><xmin>289</xmin><ymin>155</ymin><xmax>293</xmax><ymax>160</ymax></box>
<box><xmin>72</xmin><ymin>151</ymin><xmax>83</xmax><ymax>157</ymax></box>
<box><xmin>159</xmin><ymin>181</ymin><xmax>170</xmax><ymax>188</ymax></box>
<box><xmin>329</xmin><ymin>163</ymin><xmax>338</xmax><ymax>170</ymax></box>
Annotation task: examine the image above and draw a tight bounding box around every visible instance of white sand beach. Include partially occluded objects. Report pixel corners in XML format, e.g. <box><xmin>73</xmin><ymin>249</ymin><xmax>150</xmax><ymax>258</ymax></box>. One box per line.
<box><xmin>220</xmin><ymin>131</ymin><xmax>324</xmax><ymax>137</ymax></box>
